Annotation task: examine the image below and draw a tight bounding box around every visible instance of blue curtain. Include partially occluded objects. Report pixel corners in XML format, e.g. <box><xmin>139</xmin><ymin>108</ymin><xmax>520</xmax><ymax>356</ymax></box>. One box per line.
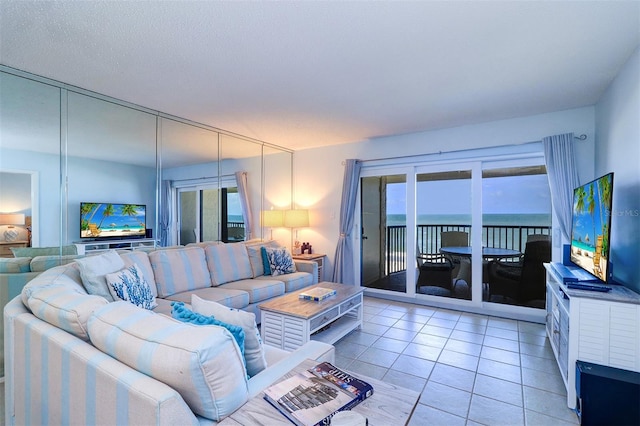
<box><xmin>235</xmin><ymin>171</ymin><xmax>254</xmax><ymax>240</ymax></box>
<box><xmin>160</xmin><ymin>180</ymin><xmax>173</xmax><ymax>246</ymax></box>
<box><xmin>543</xmin><ymin>133</ymin><xmax>580</xmax><ymax>241</ymax></box>
<box><xmin>332</xmin><ymin>159</ymin><xmax>361</xmax><ymax>285</ymax></box>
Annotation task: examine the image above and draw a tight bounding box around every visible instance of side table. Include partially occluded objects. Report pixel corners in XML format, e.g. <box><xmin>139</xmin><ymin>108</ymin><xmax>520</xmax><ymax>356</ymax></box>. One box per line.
<box><xmin>292</xmin><ymin>253</ymin><xmax>326</xmax><ymax>282</ymax></box>
<box><xmin>0</xmin><ymin>241</ymin><xmax>28</xmax><ymax>258</ymax></box>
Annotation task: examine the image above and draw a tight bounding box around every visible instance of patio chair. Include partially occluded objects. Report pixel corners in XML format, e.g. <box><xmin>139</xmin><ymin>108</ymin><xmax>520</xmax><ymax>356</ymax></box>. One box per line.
<box><xmin>416</xmin><ymin>251</ymin><xmax>455</xmax><ymax>297</ymax></box>
<box><xmin>487</xmin><ymin>237</ymin><xmax>551</xmax><ymax>307</ymax></box>
<box><xmin>441</xmin><ymin>231</ymin><xmax>470</xmax><ymax>298</ymax></box>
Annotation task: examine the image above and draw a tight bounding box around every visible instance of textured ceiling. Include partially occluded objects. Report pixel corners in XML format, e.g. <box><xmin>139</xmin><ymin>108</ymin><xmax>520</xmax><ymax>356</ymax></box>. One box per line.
<box><xmin>1</xmin><ymin>1</ymin><xmax>639</xmax><ymax>151</ymax></box>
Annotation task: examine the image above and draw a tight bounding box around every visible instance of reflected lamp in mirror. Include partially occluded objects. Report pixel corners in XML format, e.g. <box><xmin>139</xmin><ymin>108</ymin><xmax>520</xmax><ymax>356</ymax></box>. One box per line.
<box><xmin>0</xmin><ymin>213</ymin><xmax>25</xmax><ymax>242</ymax></box>
<box><xmin>284</xmin><ymin>209</ymin><xmax>309</xmax><ymax>254</ymax></box>
<box><xmin>262</xmin><ymin>210</ymin><xmax>284</xmax><ymax>240</ymax></box>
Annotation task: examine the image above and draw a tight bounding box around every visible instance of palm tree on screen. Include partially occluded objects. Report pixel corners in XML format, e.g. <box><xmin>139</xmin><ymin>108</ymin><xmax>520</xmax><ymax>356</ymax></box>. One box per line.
<box><xmin>121</xmin><ymin>205</ymin><xmax>144</xmax><ymax>228</ymax></box>
<box><xmin>81</xmin><ymin>203</ymin><xmax>99</xmax><ymax>231</ymax></box>
<box><xmin>97</xmin><ymin>204</ymin><xmax>114</xmax><ymax>230</ymax></box>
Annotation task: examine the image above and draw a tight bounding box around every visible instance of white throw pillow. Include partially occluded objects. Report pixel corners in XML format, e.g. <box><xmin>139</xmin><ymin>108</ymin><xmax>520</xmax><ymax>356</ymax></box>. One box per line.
<box><xmin>106</xmin><ymin>263</ymin><xmax>158</xmax><ymax>310</ymax></box>
<box><xmin>75</xmin><ymin>250</ymin><xmax>124</xmax><ymax>301</ymax></box>
<box><xmin>191</xmin><ymin>294</ymin><xmax>267</xmax><ymax>377</ymax></box>
<box><xmin>264</xmin><ymin>246</ymin><xmax>297</xmax><ymax>276</ymax></box>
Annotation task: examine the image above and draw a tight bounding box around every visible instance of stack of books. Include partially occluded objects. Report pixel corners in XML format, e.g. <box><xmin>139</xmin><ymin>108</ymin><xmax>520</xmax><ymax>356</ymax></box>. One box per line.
<box><xmin>298</xmin><ymin>287</ymin><xmax>337</xmax><ymax>302</ymax></box>
<box><xmin>263</xmin><ymin>362</ymin><xmax>374</xmax><ymax>426</ymax></box>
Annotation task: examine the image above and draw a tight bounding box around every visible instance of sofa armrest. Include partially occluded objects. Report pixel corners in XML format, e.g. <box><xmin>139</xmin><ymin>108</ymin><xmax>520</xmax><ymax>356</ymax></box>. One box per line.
<box><xmin>247</xmin><ymin>341</ymin><xmax>335</xmax><ymax>398</ymax></box>
<box><xmin>7</xmin><ymin>303</ymin><xmax>199</xmax><ymax>425</ymax></box>
<box><xmin>293</xmin><ymin>260</ymin><xmax>318</xmax><ymax>282</ymax></box>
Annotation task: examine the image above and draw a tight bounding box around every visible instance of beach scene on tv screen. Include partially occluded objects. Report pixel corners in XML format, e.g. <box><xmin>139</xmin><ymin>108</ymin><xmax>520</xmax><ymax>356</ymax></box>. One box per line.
<box><xmin>570</xmin><ymin>174</ymin><xmax>613</xmax><ymax>281</ymax></box>
<box><xmin>81</xmin><ymin>203</ymin><xmax>145</xmax><ymax>238</ymax></box>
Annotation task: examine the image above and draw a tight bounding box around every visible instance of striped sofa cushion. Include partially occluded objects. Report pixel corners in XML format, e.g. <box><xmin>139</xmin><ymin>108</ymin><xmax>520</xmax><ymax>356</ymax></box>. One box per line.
<box><xmin>119</xmin><ymin>251</ymin><xmax>158</xmax><ymax>297</ymax></box>
<box><xmin>222</xmin><ymin>278</ymin><xmax>285</xmax><ymax>304</ymax></box>
<box><xmin>87</xmin><ymin>302</ymin><xmax>249</xmax><ymax>420</ymax></box>
<box><xmin>22</xmin><ymin>264</ymin><xmax>109</xmax><ymax>341</ymax></box>
<box><xmin>149</xmin><ymin>247</ymin><xmax>211</xmax><ymax>297</ymax></box>
<box><xmin>255</xmin><ymin>271</ymin><xmax>313</xmax><ymax>292</ymax></box>
<box><xmin>205</xmin><ymin>243</ymin><xmax>253</xmax><ymax>285</ymax></box>
<box><xmin>30</xmin><ymin>255</ymin><xmax>82</xmax><ymax>272</ymax></box>
<box><xmin>0</xmin><ymin>257</ymin><xmax>32</xmax><ymax>273</ymax></box>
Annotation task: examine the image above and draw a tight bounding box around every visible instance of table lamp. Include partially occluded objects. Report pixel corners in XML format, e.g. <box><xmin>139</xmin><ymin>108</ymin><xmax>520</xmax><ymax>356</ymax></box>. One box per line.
<box><xmin>262</xmin><ymin>210</ymin><xmax>284</xmax><ymax>240</ymax></box>
<box><xmin>284</xmin><ymin>209</ymin><xmax>309</xmax><ymax>254</ymax></box>
<box><xmin>0</xmin><ymin>213</ymin><xmax>26</xmax><ymax>242</ymax></box>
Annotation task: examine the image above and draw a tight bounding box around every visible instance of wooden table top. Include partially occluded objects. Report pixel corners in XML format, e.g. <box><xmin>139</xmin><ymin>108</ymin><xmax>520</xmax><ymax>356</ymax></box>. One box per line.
<box><xmin>258</xmin><ymin>282</ymin><xmax>364</xmax><ymax>319</ymax></box>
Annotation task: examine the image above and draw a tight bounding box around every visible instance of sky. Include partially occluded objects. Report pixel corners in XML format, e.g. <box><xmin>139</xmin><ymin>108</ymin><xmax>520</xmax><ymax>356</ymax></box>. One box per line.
<box><xmin>386</xmin><ymin>174</ymin><xmax>552</xmax><ymax>215</ymax></box>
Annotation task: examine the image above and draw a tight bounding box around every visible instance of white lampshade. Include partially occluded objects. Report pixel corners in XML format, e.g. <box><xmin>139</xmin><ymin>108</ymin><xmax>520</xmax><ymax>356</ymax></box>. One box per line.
<box><xmin>284</xmin><ymin>209</ymin><xmax>309</xmax><ymax>228</ymax></box>
<box><xmin>262</xmin><ymin>210</ymin><xmax>284</xmax><ymax>227</ymax></box>
<box><xmin>0</xmin><ymin>213</ymin><xmax>25</xmax><ymax>226</ymax></box>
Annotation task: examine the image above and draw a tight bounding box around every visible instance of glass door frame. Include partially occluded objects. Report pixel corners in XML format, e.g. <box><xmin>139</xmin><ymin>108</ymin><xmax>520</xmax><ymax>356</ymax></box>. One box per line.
<box><xmin>355</xmin><ymin>148</ymin><xmax>550</xmax><ymax>319</ymax></box>
<box><xmin>413</xmin><ymin>161</ymin><xmax>481</xmax><ymax>305</ymax></box>
<box><xmin>173</xmin><ymin>175</ymin><xmax>242</xmax><ymax>245</ymax></box>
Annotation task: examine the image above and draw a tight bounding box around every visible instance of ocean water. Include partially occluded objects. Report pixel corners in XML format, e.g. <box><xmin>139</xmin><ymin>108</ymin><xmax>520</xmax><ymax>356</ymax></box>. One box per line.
<box><xmin>386</xmin><ymin>213</ymin><xmax>551</xmax><ymax>227</ymax></box>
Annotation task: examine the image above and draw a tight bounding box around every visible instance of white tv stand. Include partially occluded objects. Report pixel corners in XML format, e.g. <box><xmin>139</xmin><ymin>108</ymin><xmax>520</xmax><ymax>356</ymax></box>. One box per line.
<box><xmin>545</xmin><ymin>263</ymin><xmax>640</xmax><ymax>408</ymax></box>
<box><xmin>74</xmin><ymin>238</ymin><xmax>156</xmax><ymax>255</ymax></box>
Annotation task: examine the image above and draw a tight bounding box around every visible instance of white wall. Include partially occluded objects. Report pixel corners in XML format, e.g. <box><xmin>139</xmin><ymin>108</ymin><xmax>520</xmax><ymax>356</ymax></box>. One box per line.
<box><xmin>294</xmin><ymin>107</ymin><xmax>595</xmax><ymax>277</ymax></box>
<box><xmin>595</xmin><ymin>46</ymin><xmax>640</xmax><ymax>292</ymax></box>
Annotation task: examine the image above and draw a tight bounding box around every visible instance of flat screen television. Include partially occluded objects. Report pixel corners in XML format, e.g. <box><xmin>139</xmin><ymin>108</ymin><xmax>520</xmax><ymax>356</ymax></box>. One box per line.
<box><xmin>570</xmin><ymin>172</ymin><xmax>614</xmax><ymax>283</ymax></box>
<box><xmin>80</xmin><ymin>202</ymin><xmax>146</xmax><ymax>240</ymax></box>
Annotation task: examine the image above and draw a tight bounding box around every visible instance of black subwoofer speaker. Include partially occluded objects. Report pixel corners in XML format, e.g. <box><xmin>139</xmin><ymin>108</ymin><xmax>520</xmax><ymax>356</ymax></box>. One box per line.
<box><xmin>575</xmin><ymin>360</ymin><xmax>640</xmax><ymax>425</ymax></box>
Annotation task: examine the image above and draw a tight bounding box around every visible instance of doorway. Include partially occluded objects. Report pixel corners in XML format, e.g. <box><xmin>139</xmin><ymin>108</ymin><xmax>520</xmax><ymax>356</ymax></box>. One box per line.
<box><xmin>0</xmin><ymin>170</ymin><xmax>38</xmax><ymax>247</ymax></box>
<box><xmin>361</xmin><ymin>174</ymin><xmax>407</xmax><ymax>292</ymax></box>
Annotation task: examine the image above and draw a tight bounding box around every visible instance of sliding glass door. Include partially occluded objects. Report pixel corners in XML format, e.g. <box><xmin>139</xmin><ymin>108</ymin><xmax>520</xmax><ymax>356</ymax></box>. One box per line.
<box><xmin>358</xmin><ymin>152</ymin><xmax>551</xmax><ymax>313</ymax></box>
<box><xmin>415</xmin><ymin>169</ymin><xmax>473</xmax><ymax>300</ymax></box>
<box><xmin>176</xmin><ymin>182</ymin><xmax>245</xmax><ymax>245</ymax></box>
<box><xmin>482</xmin><ymin>165</ymin><xmax>552</xmax><ymax>308</ymax></box>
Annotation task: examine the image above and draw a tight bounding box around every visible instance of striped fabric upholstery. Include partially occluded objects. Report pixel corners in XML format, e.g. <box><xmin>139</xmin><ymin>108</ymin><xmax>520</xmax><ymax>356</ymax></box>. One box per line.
<box><xmin>222</xmin><ymin>278</ymin><xmax>285</xmax><ymax>304</ymax></box>
<box><xmin>88</xmin><ymin>302</ymin><xmax>249</xmax><ymax>420</ymax></box>
<box><xmin>119</xmin><ymin>250</ymin><xmax>158</xmax><ymax>297</ymax></box>
<box><xmin>164</xmin><ymin>286</ymin><xmax>250</xmax><ymax>309</ymax></box>
<box><xmin>205</xmin><ymin>243</ymin><xmax>254</xmax><ymax>285</ymax></box>
<box><xmin>30</xmin><ymin>255</ymin><xmax>82</xmax><ymax>272</ymax></box>
<box><xmin>21</xmin><ymin>263</ymin><xmax>108</xmax><ymax>341</ymax></box>
<box><xmin>186</xmin><ymin>241</ymin><xmax>223</xmax><ymax>248</ymax></box>
<box><xmin>0</xmin><ymin>257</ymin><xmax>32</xmax><ymax>273</ymax></box>
<box><xmin>255</xmin><ymin>271</ymin><xmax>314</xmax><ymax>292</ymax></box>
<box><xmin>6</xmin><ymin>298</ymin><xmax>199</xmax><ymax>426</ymax></box>
<box><xmin>149</xmin><ymin>247</ymin><xmax>212</xmax><ymax>297</ymax></box>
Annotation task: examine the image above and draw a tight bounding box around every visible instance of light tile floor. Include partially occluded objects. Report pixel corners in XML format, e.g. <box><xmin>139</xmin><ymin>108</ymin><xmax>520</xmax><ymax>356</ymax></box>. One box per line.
<box><xmin>333</xmin><ymin>296</ymin><xmax>579</xmax><ymax>425</ymax></box>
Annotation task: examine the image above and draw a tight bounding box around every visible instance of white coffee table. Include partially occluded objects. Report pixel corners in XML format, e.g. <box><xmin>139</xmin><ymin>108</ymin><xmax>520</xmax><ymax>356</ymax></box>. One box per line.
<box><xmin>259</xmin><ymin>282</ymin><xmax>364</xmax><ymax>351</ymax></box>
<box><xmin>219</xmin><ymin>358</ymin><xmax>420</xmax><ymax>425</ymax></box>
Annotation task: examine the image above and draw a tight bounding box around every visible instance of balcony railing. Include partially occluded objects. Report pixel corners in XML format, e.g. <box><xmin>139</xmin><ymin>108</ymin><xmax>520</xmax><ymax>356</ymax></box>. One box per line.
<box><xmin>387</xmin><ymin>224</ymin><xmax>551</xmax><ymax>275</ymax></box>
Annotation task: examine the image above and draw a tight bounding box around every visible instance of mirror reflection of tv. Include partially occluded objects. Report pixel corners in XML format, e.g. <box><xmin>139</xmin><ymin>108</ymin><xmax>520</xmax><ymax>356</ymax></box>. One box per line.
<box><xmin>570</xmin><ymin>172</ymin><xmax>614</xmax><ymax>283</ymax></box>
<box><xmin>80</xmin><ymin>202</ymin><xmax>146</xmax><ymax>240</ymax></box>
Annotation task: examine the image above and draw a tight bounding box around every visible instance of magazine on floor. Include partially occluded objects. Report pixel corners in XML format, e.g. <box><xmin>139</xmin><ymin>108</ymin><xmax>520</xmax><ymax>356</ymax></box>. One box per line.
<box><xmin>263</xmin><ymin>362</ymin><xmax>374</xmax><ymax>426</ymax></box>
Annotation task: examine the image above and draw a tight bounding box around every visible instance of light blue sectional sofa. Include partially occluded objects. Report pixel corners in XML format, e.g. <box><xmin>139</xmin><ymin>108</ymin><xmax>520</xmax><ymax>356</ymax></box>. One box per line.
<box><xmin>4</xmin><ymin>241</ymin><xmax>333</xmax><ymax>424</ymax></box>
